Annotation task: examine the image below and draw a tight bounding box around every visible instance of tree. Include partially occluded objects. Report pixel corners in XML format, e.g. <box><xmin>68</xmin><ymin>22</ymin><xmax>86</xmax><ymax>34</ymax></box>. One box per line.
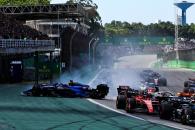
<box><xmin>66</xmin><ymin>0</ymin><xmax>103</xmax><ymax>38</ymax></box>
<box><xmin>0</xmin><ymin>0</ymin><xmax>50</xmax><ymax>5</ymax></box>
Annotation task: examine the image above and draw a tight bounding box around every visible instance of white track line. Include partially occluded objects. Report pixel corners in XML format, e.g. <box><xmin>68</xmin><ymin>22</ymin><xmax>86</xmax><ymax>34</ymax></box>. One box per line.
<box><xmin>87</xmin><ymin>99</ymin><xmax>187</xmax><ymax>130</ymax></box>
<box><xmin>87</xmin><ymin>98</ymin><xmax>144</xmax><ymax>120</ymax></box>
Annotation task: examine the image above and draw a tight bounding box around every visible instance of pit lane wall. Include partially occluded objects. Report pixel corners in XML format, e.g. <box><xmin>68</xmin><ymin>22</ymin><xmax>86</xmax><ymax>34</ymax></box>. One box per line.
<box><xmin>162</xmin><ymin>48</ymin><xmax>195</xmax><ymax>70</ymax></box>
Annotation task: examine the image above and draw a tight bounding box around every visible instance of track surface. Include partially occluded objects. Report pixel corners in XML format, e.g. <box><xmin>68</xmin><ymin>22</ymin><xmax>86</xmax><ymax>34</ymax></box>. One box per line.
<box><xmin>90</xmin><ymin>55</ymin><xmax>195</xmax><ymax>130</ymax></box>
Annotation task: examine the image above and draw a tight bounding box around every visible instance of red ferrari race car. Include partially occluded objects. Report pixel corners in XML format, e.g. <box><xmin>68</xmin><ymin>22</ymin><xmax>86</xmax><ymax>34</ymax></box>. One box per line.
<box><xmin>125</xmin><ymin>87</ymin><xmax>159</xmax><ymax>114</ymax></box>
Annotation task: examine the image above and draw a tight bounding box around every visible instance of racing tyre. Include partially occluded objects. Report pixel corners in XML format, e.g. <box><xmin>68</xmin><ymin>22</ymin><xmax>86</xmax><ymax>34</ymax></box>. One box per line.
<box><xmin>90</xmin><ymin>89</ymin><xmax>99</xmax><ymax>99</ymax></box>
<box><xmin>181</xmin><ymin>109</ymin><xmax>192</xmax><ymax>125</ymax></box>
<box><xmin>32</xmin><ymin>89</ymin><xmax>41</xmax><ymax>96</ymax></box>
<box><xmin>116</xmin><ymin>95</ymin><xmax>126</xmax><ymax>109</ymax></box>
<box><xmin>126</xmin><ymin>98</ymin><xmax>135</xmax><ymax>113</ymax></box>
<box><xmin>163</xmin><ymin>80</ymin><xmax>167</xmax><ymax>86</ymax></box>
<box><xmin>96</xmin><ymin>84</ymin><xmax>109</xmax><ymax>99</ymax></box>
<box><xmin>160</xmin><ymin>78</ymin><xmax>167</xmax><ymax>86</ymax></box>
<box><xmin>159</xmin><ymin>101</ymin><xmax>172</xmax><ymax>119</ymax></box>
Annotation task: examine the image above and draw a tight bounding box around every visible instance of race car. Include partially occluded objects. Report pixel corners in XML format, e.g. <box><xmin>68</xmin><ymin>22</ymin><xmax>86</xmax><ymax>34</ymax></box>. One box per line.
<box><xmin>140</xmin><ymin>70</ymin><xmax>167</xmax><ymax>86</ymax></box>
<box><xmin>184</xmin><ymin>78</ymin><xmax>195</xmax><ymax>87</ymax></box>
<box><xmin>140</xmin><ymin>82</ymin><xmax>159</xmax><ymax>93</ymax></box>
<box><xmin>177</xmin><ymin>86</ymin><xmax>195</xmax><ymax>97</ymax></box>
<box><xmin>152</xmin><ymin>91</ymin><xmax>176</xmax><ymax>105</ymax></box>
<box><xmin>140</xmin><ymin>69</ymin><xmax>154</xmax><ymax>79</ymax></box>
<box><xmin>21</xmin><ymin>81</ymin><xmax>109</xmax><ymax>99</ymax></box>
<box><xmin>125</xmin><ymin>88</ymin><xmax>159</xmax><ymax>114</ymax></box>
<box><xmin>159</xmin><ymin>96</ymin><xmax>195</xmax><ymax>125</ymax></box>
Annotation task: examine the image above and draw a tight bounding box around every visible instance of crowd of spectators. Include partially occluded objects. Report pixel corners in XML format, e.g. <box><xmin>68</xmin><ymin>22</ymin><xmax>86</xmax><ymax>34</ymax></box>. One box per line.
<box><xmin>175</xmin><ymin>38</ymin><xmax>195</xmax><ymax>50</ymax></box>
<box><xmin>0</xmin><ymin>13</ymin><xmax>49</xmax><ymax>40</ymax></box>
<box><xmin>97</xmin><ymin>45</ymin><xmax>134</xmax><ymax>59</ymax></box>
<box><xmin>163</xmin><ymin>38</ymin><xmax>195</xmax><ymax>52</ymax></box>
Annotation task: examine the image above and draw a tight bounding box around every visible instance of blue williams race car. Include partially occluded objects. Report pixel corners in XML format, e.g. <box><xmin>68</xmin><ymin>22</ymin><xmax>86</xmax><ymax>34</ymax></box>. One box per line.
<box><xmin>21</xmin><ymin>80</ymin><xmax>109</xmax><ymax>99</ymax></box>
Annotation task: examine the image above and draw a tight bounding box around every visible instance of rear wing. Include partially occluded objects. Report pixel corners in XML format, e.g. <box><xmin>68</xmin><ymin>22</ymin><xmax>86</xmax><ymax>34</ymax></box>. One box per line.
<box><xmin>117</xmin><ymin>86</ymin><xmax>130</xmax><ymax>95</ymax></box>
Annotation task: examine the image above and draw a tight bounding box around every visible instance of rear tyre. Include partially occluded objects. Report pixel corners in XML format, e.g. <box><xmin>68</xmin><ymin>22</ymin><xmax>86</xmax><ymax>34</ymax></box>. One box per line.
<box><xmin>159</xmin><ymin>101</ymin><xmax>172</xmax><ymax>119</ymax></box>
<box><xmin>184</xmin><ymin>81</ymin><xmax>189</xmax><ymax>87</ymax></box>
<box><xmin>116</xmin><ymin>95</ymin><xmax>126</xmax><ymax>109</ymax></box>
<box><xmin>163</xmin><ymin>80</ymin><xmax>167</xmax><ymax>86</ymax></box>
<box><xmin>96</xmin><ymin>84</ymin><xmax>109</xmax><ymax>99</ymax></box>
<box><xmin>160</xmin><ymin>78</ymin><xmax>167</xmax><ymax>86</ymax></box>
<box><xmin>90</xmin><ymin>89</ymin><xmax>99</xmax><ymax>99</ymax></box>
<box><xmin>126</xmin><ymin>98</ymin><xmax>135</xmax><ymax>113</ymax></box>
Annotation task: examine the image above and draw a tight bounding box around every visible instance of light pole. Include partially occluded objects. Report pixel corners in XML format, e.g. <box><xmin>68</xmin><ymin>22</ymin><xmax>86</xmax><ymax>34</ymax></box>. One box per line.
<box><xmin>88</xmin><ymin>38</ymin><xmax>95</xmax><ymax>64</ymax></box>
<box><xmin>175</xmin><ymin>0</ymin><xmax>179</xmax><ymax>64</ymax></box>
<box><xmin>58</xmin><ymin>10</ymin><xmax>59</xmax><ymax>48</ymax></box>
<box><xmin>57</xmin><ymin>8</ymin><xmax>63</xmax><ymax>73</ymax></box>
<box><xmin>69</xmin><ymin>31</ymin><xmax>77</xmax><ymax>72</ymax></box>
<box><xmin>92</xmin><ymin>38</ymin><xmax>99</xmax><ymax>65</ymax></box>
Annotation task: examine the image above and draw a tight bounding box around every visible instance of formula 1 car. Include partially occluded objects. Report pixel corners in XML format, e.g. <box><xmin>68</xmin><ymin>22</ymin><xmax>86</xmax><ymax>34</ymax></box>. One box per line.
<box><xmin>184</xmin><ymin>78</ymin><xmax>195</xmax><ymax>87</ymax></box>
<box><xmin>116</xmin><ymin>83</ymin><xmax>159</xmax><ymax>113</ymax></box>
<box><xmin>153</xmin><ymin>91</ymin><xmax>175</xmax><ymax>100</ymax></box>
<box><xmin>159</xmin><ymin>96</ymin><xmax>195</xmax><ymax>125</ymax></box>
<box><xmin>140</xmin><ymin>82</ymin><xmax>159</xmax><ymax>93</ymax></box>
<box><xmin>140</xmin><ymin>70</ymin><xmax>167</xmax><ymax>86</ymax></box>
<box><xmin>177</xmin><ymin>86</ymin><xmax>195</xmax><ymax>97</ymax></box>
<box><xmin>125</xmin><ymin>87</ymin><xmax>159</xmax><ymax>114</ymax></box>
<box><xmin>21</xmin><ymin>81</ymin><xmax>109</xmax><ymax>99</ymax></box>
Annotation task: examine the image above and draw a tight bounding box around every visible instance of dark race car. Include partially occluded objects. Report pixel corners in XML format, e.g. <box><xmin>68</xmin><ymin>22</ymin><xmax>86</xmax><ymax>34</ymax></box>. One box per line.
<box><xmin>140</xmin><ymin>82</ymin><xmax>159</xmax><ymax>93</ymax></box>
<box><xmin>148</xmin><ymin>72</ymin><xmax>167</xmax><ymax>86</ymax></box>
<box><xmin>140</xmin><ymin>69</ymin><xmax>154</xmax><ymax>80</ymax></box>
<box><xmin>140</xmin><ymin>70</ymin><xmax>167</xmax><ymax>86</ymax></box>
<box><xmin>159</xmin><ymin>96</ymin><xmax>195</xmax><ymax>125</ymax></box>
<box><xmin>184</xmin><ymin>78</ymin><xmax>195</xmax><ymax>87</ymax></box>
<box><xmin>21</xmin><ymin>81</ymin><xmax>109</xmax><ymax>99</ymax></box>
<box><xmin>177</xmin><ymin>86</ymin><xmax>195</xmax><ymax>97</ymax></box>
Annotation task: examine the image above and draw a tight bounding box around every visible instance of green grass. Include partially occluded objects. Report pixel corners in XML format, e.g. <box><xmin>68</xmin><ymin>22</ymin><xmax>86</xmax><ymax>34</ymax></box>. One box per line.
<box><xmin>164</xmin><ymin>60</ymin><xmax>195</xmax><ymax>70</ymax></box>
<box><xmin>152</xmin><ymin>59</ymin><xmax>195</xmax><ymax>71</ymax></box>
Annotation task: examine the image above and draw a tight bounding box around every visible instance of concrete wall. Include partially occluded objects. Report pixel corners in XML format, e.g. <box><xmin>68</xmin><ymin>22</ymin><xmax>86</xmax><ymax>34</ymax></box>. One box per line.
<box><xmin>163</xmin><ymin>48</ymin><xmax>195</xmax><ymax>62</ymax></box>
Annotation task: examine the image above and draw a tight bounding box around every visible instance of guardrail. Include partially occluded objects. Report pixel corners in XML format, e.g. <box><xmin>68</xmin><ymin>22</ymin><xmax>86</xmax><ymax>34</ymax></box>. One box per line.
<box><xmin>0</xmin><ymin>39</ymin><xmax>55</xmax><ymax>48</ymax></box>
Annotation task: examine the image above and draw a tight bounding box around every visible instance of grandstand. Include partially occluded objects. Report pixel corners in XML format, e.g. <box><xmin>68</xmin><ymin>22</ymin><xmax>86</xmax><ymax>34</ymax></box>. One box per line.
<box><xmin>0</xmin><ymin>3</ymin><xmax>98</xmax><ymax>82</ymax></box>
<box><xmin>0</xmin><ymin>12</ymin><xmax>55</xmax><ymax>83</ymax></box>
<box><xmin>0</xmin><ymin>13</ymin><xmax>48</xmax><ymax>40</ymax></box>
